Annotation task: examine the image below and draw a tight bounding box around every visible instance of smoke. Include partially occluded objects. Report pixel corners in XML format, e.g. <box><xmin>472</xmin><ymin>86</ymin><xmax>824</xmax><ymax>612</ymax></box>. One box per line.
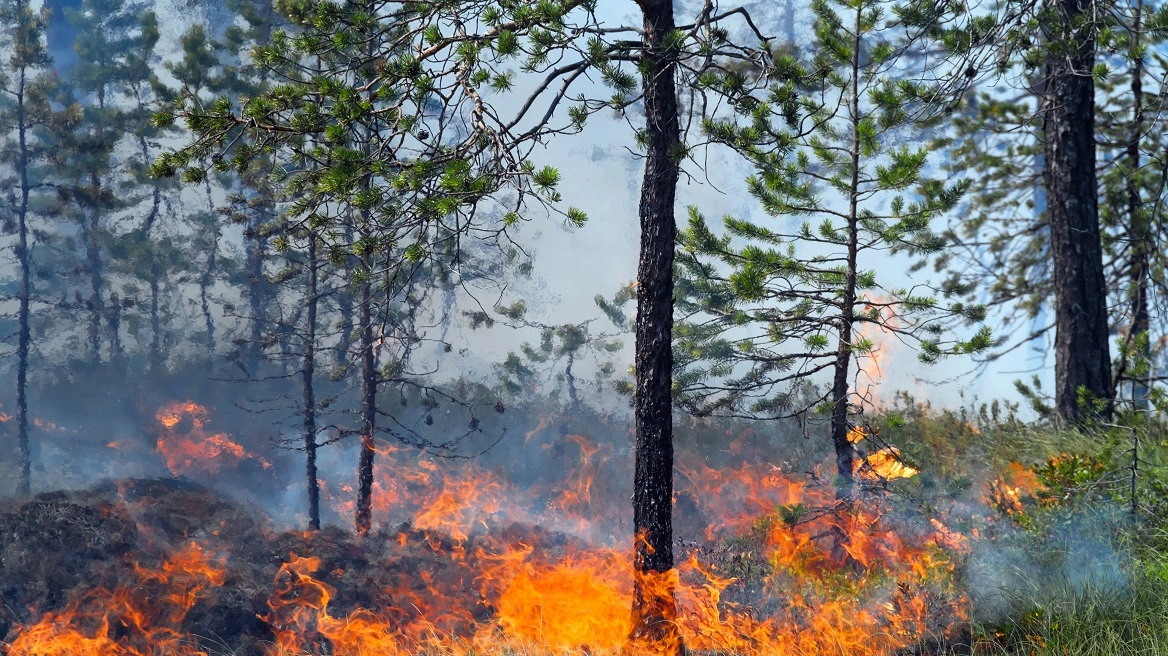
<box><xmin>966</xmin><ymin>503</ymin><xmax>1130</xmax><ymax>622</ymax></box>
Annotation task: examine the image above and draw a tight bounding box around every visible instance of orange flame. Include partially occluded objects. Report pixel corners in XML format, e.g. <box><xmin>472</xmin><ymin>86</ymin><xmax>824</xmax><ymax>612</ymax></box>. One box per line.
<box><xmin>154</xmin><ymin>401</ymin><xmax>271</xmax><ymax>477</ymax></box>
<box><xmin>5</xmin><ymin>403</ymin><xmax>974</xmax><ymax>656</ymax></box>
<box><xmin>6</xmin><ymin>542</ymin><xmax>225</xmax><ymax>656</ymax></box>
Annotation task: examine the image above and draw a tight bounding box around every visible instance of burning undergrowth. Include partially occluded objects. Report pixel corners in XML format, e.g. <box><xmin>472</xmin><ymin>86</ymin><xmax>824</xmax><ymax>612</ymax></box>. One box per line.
<box><xmin>0</xmin><ymin>400</ymin><xmax>1076</xmax><ymax>655</ymax></box>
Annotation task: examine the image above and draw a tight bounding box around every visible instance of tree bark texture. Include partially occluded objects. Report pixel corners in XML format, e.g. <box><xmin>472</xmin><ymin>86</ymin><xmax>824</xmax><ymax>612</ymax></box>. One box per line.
<box><xmin>1043</xmin><ymin>0</ymin><xmax>1113</xmax><ymax>423</ymax></box>
<box><xmin>355</xmin><ymin>276</ymin><xmax>376</xmax><ymax>536</ymax></box>
<box><xmin>829</xmin><ymin>1</ymin><xmax>865</xmax><ymax>495</ymax></box>
<box><xmin>1126</xmin><ymin>0</ymin><xmax>1150</xmax><ymax>411</ymax></box>
<box><xmin>16</xmin><ymin>51</ymin><xmax>32</xmax><ymax>496</ymax></box>
<box><xmin>303</xmin><ymin>235</ymin><xmax>321</xmax><ymax>530</ymax></box>
<box><xmin>630</xmin><ymin>0</ymin><xmax>681</xmax><ymax>648</ymax></box>
<box><xmin>246</xmin><ymin>223</ymin><xmax>268</xmax><ymax>376</ymax></box>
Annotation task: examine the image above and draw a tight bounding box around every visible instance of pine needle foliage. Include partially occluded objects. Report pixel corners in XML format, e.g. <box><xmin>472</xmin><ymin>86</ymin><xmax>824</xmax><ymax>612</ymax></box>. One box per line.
<box><xmin>676</xmin><ymin>0</ymin><xmax>990</xmax><ymax>484</ymax></box>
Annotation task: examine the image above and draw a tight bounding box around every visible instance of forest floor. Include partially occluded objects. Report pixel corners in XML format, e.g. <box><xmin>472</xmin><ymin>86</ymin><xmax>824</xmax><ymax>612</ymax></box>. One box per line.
<box><xmin>0</xmin><ymin>394</ymin><xmax>1166</xmax><ymax>655</ymax></box>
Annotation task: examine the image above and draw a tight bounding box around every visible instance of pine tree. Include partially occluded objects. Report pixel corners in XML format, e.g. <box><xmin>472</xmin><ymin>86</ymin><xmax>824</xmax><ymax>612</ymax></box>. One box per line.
<box><xmin>927</xmin><ymin>0</ymin><xmax>1168</xmax><ymax>418</ymax></box>
<box><xmin>44</xmin><ymin>0</ymin><xmax>156</xmax><ymax>365</ymax></box>
<box><xmin>678</xmin><ymin>0</ymin><xmax>986</xmax><ymax>492</ymax></box>
<box><xmin>156</xmin><ymin>0</ymin><xmax>789</xmax><ymax>644</ymax></box>
<box><xmin>0</xmin><ymin>0</ymin><xmax>55</xmax><ymax>495</ymax></box>
<box><xmin>1095</xmin><ymin>0</ymin><xmax>1168</xmax><ymax>413</ymax></box>
<box><xmin>1043</xmin><ymin>0</ymin><xmax>1113</xmax><ymax>423</ymax></box>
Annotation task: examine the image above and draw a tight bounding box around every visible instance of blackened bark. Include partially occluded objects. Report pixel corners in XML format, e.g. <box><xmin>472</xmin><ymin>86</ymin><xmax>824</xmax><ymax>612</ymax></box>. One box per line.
<box><xmin>630</xmin><ymin>0</ymin><xmax>681</xmax><ymax>647</ymax></box>
<box><xmin>15</xmin><ymin>55</ymin><xmax>32</xmax><ymax>496</ymax></box>
<box><xmin>201</xmin><ymin>183</ymin><xmax>218</xmax><ymax>366</ymax></box>
<box><xmin>85</xmin><ymin>207</ymin><xmax>103</xmax><ymax>363</ymax></box>
<box><xmin>303</xmin><ymin>235</ymin><xmax>321</xmax><ymax>530</ymax></box>
<box><xmin>355</xmin><ymin>275</ymin><xmax>376</xmax><ymax>536</ymax></box>
<box><xmin>335</xmin><ymin>228</ymin><xmax>356</xmax><ymax>368</ymax></box>
<box><xmin>829</xmin><ymin>2</ymin><xmax>865</xmax><ymax>495</ymax></box>
<box><xmin>141</xmin><ymin>133</ymin><xmax>164</xmax><ymax>373</ymax></box>
<box><xmin>1127</xmin><ymin>0</ymin><xmax>1150</xmax><ymax>412</ymax></box>
<box><xmin>1043</xmin><ymin>0</ymin><xmax>1112</xmax><ymax>423</ymax></box>
<box><xmin>150</xmin><ymin>274</ymin><xmax>162</xmax><ymax>373</ymax></box>
<box><xmin>246</xmin><ymin>221</ymin><xmax>269</xmax><ymax>376</ymax></box>
<box><xmin>108</xmin><ymin>292</ymin><xmax>123</xmax><ymax>368</ymax></box>
<box><xmin>200</xmin><ymin>239</ymin><xmax>217</xmax><ymax>364</ymax></box>
<box><xmin>86</xmin><ymin>89</ymin><xmax>106</xmax><ymax>362</ymax></box>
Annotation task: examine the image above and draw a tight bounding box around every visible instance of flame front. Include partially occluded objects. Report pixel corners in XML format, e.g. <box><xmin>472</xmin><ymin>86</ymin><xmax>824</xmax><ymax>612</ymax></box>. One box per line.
<box><xmin>7</xmin><ymin>542</ymin><xmax>225</xmax><ymax>656</ymax></box>
<box><xmin>4</xmin><ymin>404</ymin><xmax>972</xmax><ymax>655</ymax></box>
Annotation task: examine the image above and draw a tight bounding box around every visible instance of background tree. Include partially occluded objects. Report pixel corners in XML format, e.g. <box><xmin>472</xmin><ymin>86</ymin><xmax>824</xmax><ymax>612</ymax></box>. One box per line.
<box><xmin>0</xmin><ymin>0</ymin><xmax>55</xmax><ymax>495</ymax></box>
<box><xmin>44</xmin><ymin>0</ymin><xmax>159</xmax><ymax>366</ymax></box>
<box><xmin>927</xmin><ymin>0</ymin><xmax>1168</xmax><ymax>419</ymax></box>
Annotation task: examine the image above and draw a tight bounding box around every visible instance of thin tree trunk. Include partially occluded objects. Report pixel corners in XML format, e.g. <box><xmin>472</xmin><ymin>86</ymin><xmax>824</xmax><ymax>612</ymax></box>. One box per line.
<box><xmin>150</xmin><ymin>274</ymin><xmax>162</xmax><ymax>372</ymax></box>
<box><xmin>355</xmin><ymin>271</ymin><xmax>376</xmax><ymax>536</ymax></box>
<box><xmin>1127</xmin><ymin>0</ymin><xmax>1149</xmax><ymax>412</ymax></box>
<box><xmin>200</xmin><ymin>245</ymin><xmax>217</xmax><ymax>364</ymax></box>
<box><xmin>246</xmin><ymin>220</ymin><xmax>268</xmax><ymax>376</ymax></box>
<box><xmin>245</xmin><ymin>0</ymin><xmax>276</xmax><ymax>379</ymax></box>
<box><xmin>141</xmin><ymin>133</ymin><xmax>164</xmax><ymax>373</ymax></box>
<box><xmin>303</xmin><ymin>234</ymin><xmax>321</xmax><ymax>530</ymax></box>
<box><xmin>86</xmin><ymin>88</ymin><xmax>107</xmax><ymax>363</ymax></box>
<box><xmin>15</xmin><ymin>53</ymin><xmax>32</xmax><ymax>496</ymax></box>
<box><xmin>86</xmin><ymin>206</ymin><xmax>103</xmax><ymax>362</ymax></box>
<box><xmin>1044</xmin><ymin>0</ymin><xmax>1112</xmax><ymax>423</ymax></box>
<box><xmin>201</xmin><ymin>183</ymin><xmax>218</xmax><ymax>366</ymax></box>
<box><xmin>629</xmin><ymin>0</ymin><xmax>681</xmax><ymax>647</ymax></box>
<box><xmin>108</xmin><ymin>292</ymin><xmax>123</xmax><ymax>368</ymax></box>
<box><xmin>830</xmin><ymin>2</ymin><xmax>864</xmax><ymax>494</ymax></box>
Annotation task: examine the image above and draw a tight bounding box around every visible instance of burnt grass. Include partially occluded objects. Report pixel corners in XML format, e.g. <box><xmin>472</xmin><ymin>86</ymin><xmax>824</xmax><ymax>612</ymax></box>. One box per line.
<box><xmin>0</xmin><ymin>478</ymin><xmax>589</xmax><ymax>654</ymax></box>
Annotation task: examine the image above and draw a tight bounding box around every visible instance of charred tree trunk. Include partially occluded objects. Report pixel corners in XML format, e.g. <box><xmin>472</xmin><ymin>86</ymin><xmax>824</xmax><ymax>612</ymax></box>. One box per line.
<box><xmin>1043</xmin><ymin>0</ymin><xmax>1112</xmax><ymax>423</ymax></box>
<box><xmin>200</xmin><ymin>243</ymin><xmax>217</xmax><ymax>364</ymax></box>
<box><xmin>108</xmin><ymin>292</ymin><xmax>123</xmax><ymax>368</ymax></box>
<box><xmin>85</xmin><ymin>205</ymin><xmax>104</xmax><ymax>363</ymax></box>
<box><xmin>201</xmin><ymin>183</ymin><xmax>218</xmax><ymax>367</ymax></box>
<box><xmin>1126</xmin><ymin>0</ymin><xmax>1150</xmax><ymax>412</ymax></box>
<box><xmin>246</xmin><ymin>222</ymin><xmax>269</xmax><ymax>376</ymax></box>
<box><xmin>15</xmin><ymin>55</ymin><xmax>32</xmax><ymax>496</ymax></box>
<box><xmin>355</xmin><ymin>268</ymin><xmax>377</xmax><ymax>536</ymax></box>
<box><xmin>141</xmin><ymin>133</ymin><xmax>164</xmax><ymax>374</ymax></box>
<box><xmin>629</xmin><ymin>0</ymin><xmax>681</xmax><ymax>647</ymax></box>
<box><xmin>150</xmin><ymin>272</ymin><xmax>162</xmax><ymax>373</ymax></box>
<box><xmin>829</xmin><ymin>3</ymin><xmax>865</xmax><ymax>495</ymax></box>
<box><xmin>303</xmin><ymin>234</ymin><xmax>321</xmax><ymax>530</ymax></box>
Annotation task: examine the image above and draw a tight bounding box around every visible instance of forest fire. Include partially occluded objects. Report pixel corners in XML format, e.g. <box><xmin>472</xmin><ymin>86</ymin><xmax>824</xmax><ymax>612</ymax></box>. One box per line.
<box><xmin>154</xmin><ymin>402</ymin><xmax>272</xmax><ymax>477</ymax></box>
<box><xmin>0</xmin><ymin>403</ymin><xmax>969</xmax><ymax>656</ymax></box>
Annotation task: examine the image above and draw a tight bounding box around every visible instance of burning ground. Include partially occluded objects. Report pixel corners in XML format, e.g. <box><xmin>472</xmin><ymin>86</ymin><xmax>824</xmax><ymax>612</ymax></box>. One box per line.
<box><xmin>0</xmin><ymin>398</ymin><xmax>1139</xmax><ymax>655</ymax></box>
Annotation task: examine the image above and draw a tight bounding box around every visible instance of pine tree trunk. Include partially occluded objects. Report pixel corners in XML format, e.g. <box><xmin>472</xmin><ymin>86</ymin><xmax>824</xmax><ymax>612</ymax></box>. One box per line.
<box><xmin>86</xmin><ymin>206</ymin><xmax>103</xmax><ymax>363</ymax></box>
<box><xmin>108</xmin><ymin>292</ymin><xmax>123</xmax><ymax>368</ymax></box>
<box><xmin>150</xmin><ymin>273</ymin><xmax>162</xmax><ymax>373</ymax></box>
<box><xmin>1044</xmin><ymin>0</ymin><xmax>1112</xmax><ymax>423</ymax></box>
<box><xmin>200</xmin><ymin>183</ymin><xmax>217</xmax><ymax>367</ymax></box>
<box><xmin>303</xmin><ymin>234</ymin><xmax>321</xmax><ymax>530</ymax></box>
<box><xmin>829</xmin><ymin>2</ymin><xmax>865</xmax><ymax>495</ymax></box>
<box><xmin>15</xmin><ymin>58</ymin><xmax>32</xmax><ymax>496</ymax></box>
<box><xmin>246</xmin><ymin>222</ymin><xmax>267</xmax><ymax>376</ymax></box>
<box><xmin>629</xmin><ymin>0</ymin><xmax>681</xmax><ymax>647</ymax></box>
<box><xmin>334</xmin><ymin>226</ymin><xmax>356</xmax><ymax>368</ymax></box>
<box><xmin>200</xmin><ymin>241</ymin><xmax>217</xmax><ymax>365</ymax></box>
<box><xmin>87</xmin><ymin>88</ymin><xmax>106</xmax><ymax>363</ymax></box>
<box><xmin>1127</xmin><ymin>0</ymin><xmax>1150</xmax><ymax>412</ymax></box>
<box><xmin>355</xmin><ymin>272</ymin><xmax>377</xmax><ymax>536</ymax></box>
<box><xmin>245</xmin><ymin>0</ymin><xmax>276</xmax><ymax>379</ymax></box>
<box><xmin>141</xmin><ymin>133</ymin><xmax>164</xmax><ymax>373</ymax></box>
